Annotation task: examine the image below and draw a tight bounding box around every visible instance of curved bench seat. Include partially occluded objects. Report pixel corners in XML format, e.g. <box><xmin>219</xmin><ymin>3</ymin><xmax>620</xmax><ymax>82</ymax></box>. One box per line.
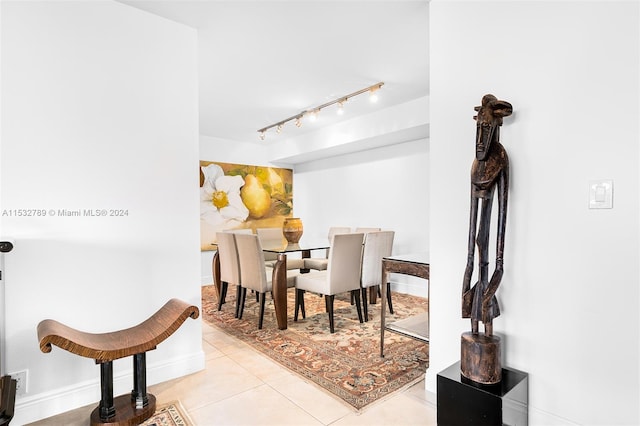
<box><xmin>37</xmin><ymin>298</ymin><xmax>199</xmax><ymax>426</ymax></box>
<box><xmin>38</xmin><ymin>298</ymin><xmax>199</xmax><ymax>362</ymax></box>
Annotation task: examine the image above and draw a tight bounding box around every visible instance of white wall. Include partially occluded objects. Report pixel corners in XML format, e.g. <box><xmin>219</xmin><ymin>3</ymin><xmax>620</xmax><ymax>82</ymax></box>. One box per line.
<box><xmin>0</xmin><ymin>1</ymin><xmax>202</xmax><ymax>423</ymax></box>
<box><xmin>429</xmin><ymin>2</ymin><xmax>639</xmax><ymax>425</ymax></box>
<box><xmin>293</xmin><ymin>139</ymin><xmax>429</xmax><ymax>295</ymax></box>
<box><xmin>199</xmin><ymin>135</ymin><xmax>270</xmax><ymax>284</ymax></box>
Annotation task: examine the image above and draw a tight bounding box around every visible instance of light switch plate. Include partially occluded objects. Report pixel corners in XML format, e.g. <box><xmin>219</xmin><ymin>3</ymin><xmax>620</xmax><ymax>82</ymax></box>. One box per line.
<box><xmin>589</xmin><ymin>180</ymin><xmax>613</xmax><ymax>209</ymax></box>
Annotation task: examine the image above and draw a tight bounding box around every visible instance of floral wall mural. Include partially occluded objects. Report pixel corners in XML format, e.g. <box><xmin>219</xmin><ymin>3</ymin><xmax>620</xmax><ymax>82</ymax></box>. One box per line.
<box><xmin>199</xmin><ymin>161</ymin><xmax>293</xmax><ymax>250</ymax></box>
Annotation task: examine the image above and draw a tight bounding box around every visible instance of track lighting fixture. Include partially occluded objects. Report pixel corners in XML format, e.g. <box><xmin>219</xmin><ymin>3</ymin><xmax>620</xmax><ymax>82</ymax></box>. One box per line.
<box><xmin>257</xmin><ymin>82</ymin><xmax>384</xmax><ymax>140</ymax></box>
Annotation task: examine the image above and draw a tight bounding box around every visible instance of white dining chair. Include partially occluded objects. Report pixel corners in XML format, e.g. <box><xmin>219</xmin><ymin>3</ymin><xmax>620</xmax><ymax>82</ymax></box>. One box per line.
<box><xmin>215</xmin><ymin>230</ymin><xmax>250</xmax><ymax>317</ymax></box>
<box><xmin>303</xmin><ymin>226</ymin><xmax>351</xmax><ymax>271</ymax></box>
<box><xmin>235</xmin><ymin>233</ymin><xmax>300</xmax><ymax>329</ymax></box>
<box><xmin>294</xmin><ymin>233</ymin><xmax>365</xmax><ymax>333</ymax></box>
<box><xmin>360</xmin><ymin>230</ymin><xmax>395</xmax><ymax>321</ymax></box>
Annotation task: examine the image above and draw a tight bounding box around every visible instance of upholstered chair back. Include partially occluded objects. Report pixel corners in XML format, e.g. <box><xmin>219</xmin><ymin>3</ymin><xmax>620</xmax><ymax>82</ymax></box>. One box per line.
<box><xmin>325</xmin><ymin>233</ymin><xmax>365</xmax><ymax>295</ymax></box>
<box><xmin>216</xmin><ymin>231</ymin><xmax>241</xmax><ymax>286</ymax></box>
<box><xmin>256</xmin><ymin>227</ymin><xmax>284</xmax><ymax>262</ymax></box>
<box><xmin>361</xmin><ymin>231</ymin><xmax>395</xmax><ymax>289</ymax></box>
<box><xmin>235</xmin><ymin>233</ymin><xmax>271</xmax><ymax>294</ymax></box>
<box><xmin>354</xmin><ymin>227</ymin><xmax>381</xmax><ymax>234</ymax></box>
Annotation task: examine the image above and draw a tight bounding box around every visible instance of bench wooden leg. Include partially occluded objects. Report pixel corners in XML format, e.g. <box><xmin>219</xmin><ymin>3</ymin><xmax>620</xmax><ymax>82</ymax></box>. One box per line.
<box><xmin>92</xmin><ymin>354</ymin><xmax>156</xmax><ymax>426</ymax></box>
<box><xmin>99</xmin><ymin>361</ymin><xmax>115</xmax><ymax>421</ymax></box>
<box><xmin>131</xmin><ymin>353</ymin><xmax>148</xmax><ymax>409</ymax></box>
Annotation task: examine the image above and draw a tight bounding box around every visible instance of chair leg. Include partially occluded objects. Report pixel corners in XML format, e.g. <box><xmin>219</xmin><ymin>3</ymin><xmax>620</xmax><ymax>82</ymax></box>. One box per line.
<box><xmin>234</xmin><ymin>285</ymin><xmax>242</xmax><ymax>318</ymax></box>
<box><xmin>217</xmin><ymin>281</ymin><xmax>228</xmax><ymax>311</ymax></box>
<box><xmin>258</xmin><ymin>292</ymin><xmax>266</xmax><ymax>329</ymax></box>
<box><xmin>386</xmin><ymin>282</ymin><xmax>394</xmax><ymax>315</ymax></box>
<box><xmin>325</xmin><ymin>295</ymin><xmax>335</xmax><ymax>333</ymax></box>
<box><xmin>352</xmin><ymin>290</ymin><xmax>363</xmax><ymax>323</ymax></box>
<box><xmin>361</xmin><ymin>288</ymin><xmax>369</xmax><ymax>322</ymax></box>
<box><xmin>238</xmin><ymin>287</ymin><xmax>247</xmax><ymax>319</ymax></box>
<box><xmin>294</xmin><ymin>289</ymin><xmax>306</xmax><ymax>321</ymax></box>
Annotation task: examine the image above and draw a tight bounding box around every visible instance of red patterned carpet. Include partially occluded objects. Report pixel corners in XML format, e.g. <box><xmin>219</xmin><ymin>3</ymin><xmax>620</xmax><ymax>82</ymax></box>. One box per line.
<box><xmin>202</xmin><ymin>285</ymin><xmax>429</xmax><ymax>409</ymax></box>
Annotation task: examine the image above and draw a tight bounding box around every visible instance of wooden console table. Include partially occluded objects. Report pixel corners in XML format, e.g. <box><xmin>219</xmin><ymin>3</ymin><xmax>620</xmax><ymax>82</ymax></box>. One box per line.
<box><xmin>380</xmin><ymin>253</ymin><xmax>429</xmax><ymax>357</ymax></box>
<box><xmin>37</xmin><ymin>298</ymin><xmax>199</xmax><ymax>426</ymax></box>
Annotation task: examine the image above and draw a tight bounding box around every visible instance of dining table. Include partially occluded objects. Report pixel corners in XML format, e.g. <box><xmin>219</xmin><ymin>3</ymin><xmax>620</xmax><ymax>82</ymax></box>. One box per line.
<box><xmin>212</xmin><ymin>238</ymin><xmax>329</xmax><ymax>330</ymax></box>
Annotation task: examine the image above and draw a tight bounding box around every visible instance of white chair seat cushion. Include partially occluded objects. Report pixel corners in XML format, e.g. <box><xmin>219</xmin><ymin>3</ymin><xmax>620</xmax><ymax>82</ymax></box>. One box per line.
<box><xmin>264</xmin><ymin>258</ymin><xmax>305</xmax><ymax>270</ymax></box>
<box><xmin>287</xmin><ymin>258</ymin><xmax>306</xmax><ymax>269</ymax></box>
<box><xmin>283</xmin><ymin>269</ymin><xmax>302</xmax><ymax>288</ymax></box>
<box><xmin>303</xmin><ymin>258</ymin><xmax>328</xmax><ymax>270</ymax></box>
<box><xmin>295</xmin><ymin>271</ymin><xmax>328</xmax><ymax>294</ymax></box>
<box><xmin>262</xmin><ymin>267</ymin><xmax>300</xmax><ymax>289</ymax></box>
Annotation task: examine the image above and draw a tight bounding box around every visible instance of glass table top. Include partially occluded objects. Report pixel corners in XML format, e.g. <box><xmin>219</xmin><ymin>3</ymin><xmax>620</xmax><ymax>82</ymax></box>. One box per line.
<box><xmin>261</xmin><ymin>238</ymin><xmax>330</xmax><ymax>253</ymax></box>
<box><xmin>383</xmin><ymin>252</ymin><xmax>429</xmax><ymax>265</ymax></box>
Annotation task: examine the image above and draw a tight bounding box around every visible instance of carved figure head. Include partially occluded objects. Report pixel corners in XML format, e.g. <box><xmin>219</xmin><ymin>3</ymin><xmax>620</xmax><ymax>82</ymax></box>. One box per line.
<box><xmin>473</xmin><ymin>94</ymin><xmax>512</xmax><ymax>161</ymax></box>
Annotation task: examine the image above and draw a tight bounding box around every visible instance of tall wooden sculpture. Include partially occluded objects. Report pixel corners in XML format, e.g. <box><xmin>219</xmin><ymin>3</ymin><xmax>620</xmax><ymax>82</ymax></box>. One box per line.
<box><xmin>461</xmin><ymin>94</ymin><xmax>513</xmax><ymax>384</ymax></box>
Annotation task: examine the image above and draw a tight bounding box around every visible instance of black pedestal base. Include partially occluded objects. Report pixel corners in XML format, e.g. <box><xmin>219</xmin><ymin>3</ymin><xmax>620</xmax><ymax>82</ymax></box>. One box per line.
<box><xmin>437</xmin><ymin>361</ymin><xmax>528</xmax><ymax>426</ymax></box>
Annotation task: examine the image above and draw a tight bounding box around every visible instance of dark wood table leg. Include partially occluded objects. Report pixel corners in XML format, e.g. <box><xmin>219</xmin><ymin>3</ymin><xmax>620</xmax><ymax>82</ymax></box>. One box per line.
<box><xmin>272</xmin><ymin>254</ymin><xmax>288</xmax><ymax>330</ymax></box>
<box><xmin>369</xmin><ymin>286</ymin><xmax>378</xmax><ymax>304</ymax></box>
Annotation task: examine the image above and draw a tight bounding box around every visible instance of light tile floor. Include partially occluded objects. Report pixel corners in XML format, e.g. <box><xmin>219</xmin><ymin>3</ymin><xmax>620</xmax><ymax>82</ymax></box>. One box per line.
<box><xmin>29</xmin><ymin>321</ymin><xmax>437</xmax><ymax>425</ymax></box>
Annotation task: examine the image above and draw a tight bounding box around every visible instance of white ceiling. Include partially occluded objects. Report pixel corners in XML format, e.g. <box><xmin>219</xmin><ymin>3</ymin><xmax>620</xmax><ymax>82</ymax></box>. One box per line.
<box><xmin>119</xmin><ymin>0</ymin><xmax>429</xmax><ymax>144</ymax></box>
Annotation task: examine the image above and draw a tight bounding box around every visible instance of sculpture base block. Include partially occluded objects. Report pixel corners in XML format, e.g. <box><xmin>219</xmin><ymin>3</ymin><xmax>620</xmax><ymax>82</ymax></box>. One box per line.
<box><xmin>461</xmin><ymin>331</ymin><xmax>501</xmax><ymax>384</ymax></box>
<box><xmin>437</xmin><ymin>361</ymin><xmax>528</xmax><ymax>426</ymax></box>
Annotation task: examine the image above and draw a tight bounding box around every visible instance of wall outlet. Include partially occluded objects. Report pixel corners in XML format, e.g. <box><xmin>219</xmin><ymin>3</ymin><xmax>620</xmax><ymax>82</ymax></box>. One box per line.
<box><xmin>9</xmin><ymin>370</ymin><xmax>27</xmax><ymax>396</ymax></box>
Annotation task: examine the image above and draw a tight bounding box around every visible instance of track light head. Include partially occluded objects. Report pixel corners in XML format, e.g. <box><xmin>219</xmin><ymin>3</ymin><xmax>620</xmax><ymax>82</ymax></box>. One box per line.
<box><xmin>257</xmin><ymin>82</ymin><xmax>383</xmax><ymax>139</ymax></box>
<box><xmin>369</xmin><ymin>87</ymin><xmax>380</xmax><ymax>103</ymax></box>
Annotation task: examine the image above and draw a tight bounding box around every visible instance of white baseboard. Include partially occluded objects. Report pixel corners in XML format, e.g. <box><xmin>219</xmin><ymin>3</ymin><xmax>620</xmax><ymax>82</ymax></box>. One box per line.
<box><xmin>11</xmin><ymin>350</ymin><xmax>205</xmax><ymax>425</ymax></box>
<box><xmin>528</xmin><ymin>406</ymin><xmax>581</xmax><ymax>426</ymax></box>
<box><xmin>424</xmin><ymin>386</ymin><xmax>437</xmax><ymax>406</ymax></box>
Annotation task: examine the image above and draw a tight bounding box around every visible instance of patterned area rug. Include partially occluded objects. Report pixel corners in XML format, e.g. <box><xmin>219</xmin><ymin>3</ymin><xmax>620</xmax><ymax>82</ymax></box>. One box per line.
<box><xmin>202</xmin><ymin>285</ymin><xmax>429</xmax><ymax>409</ymax></box>
<box><xmin>141</xmin><ymin>400</ymin><xmax>193</xmax><ymax>426</ymax></box>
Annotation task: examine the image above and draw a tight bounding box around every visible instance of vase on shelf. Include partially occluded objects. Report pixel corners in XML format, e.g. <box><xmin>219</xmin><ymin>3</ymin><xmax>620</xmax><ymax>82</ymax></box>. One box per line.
<box><xmin>283</xmin><ymin>217</ymin><xmax>303</xmax><ymax>244</ymax></box>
